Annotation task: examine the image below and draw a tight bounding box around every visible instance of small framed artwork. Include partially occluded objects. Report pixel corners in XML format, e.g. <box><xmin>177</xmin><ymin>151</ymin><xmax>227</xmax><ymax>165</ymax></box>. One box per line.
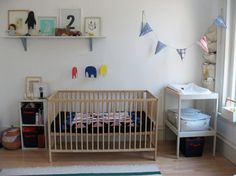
<box><xmin>84</xmin><ymin>17</ymin><xmax>101</xmax><ymax>36</ymax></box>
<box><xmin>8</xmin><ymin>10</ymin><xmax>29</xmax><ymax>35</ymax></box>
<box><xmin>60</xmin><ymin>9</ymin><xmax>81</xmax><ymax>31</ymax></box>
<box><xmin>33</xmin><ymin>82</ymin><xmax>48</xmax><ymax>98</ymax></box>
<box><xmin>25</xmin><ymin>76</ymin><xmax>42</xmax><ymax>99</ymax></box>
<box><xmin>38</xmin><ymin>16</ymin><xmax>57</xmax><ymax>36</ymax></box>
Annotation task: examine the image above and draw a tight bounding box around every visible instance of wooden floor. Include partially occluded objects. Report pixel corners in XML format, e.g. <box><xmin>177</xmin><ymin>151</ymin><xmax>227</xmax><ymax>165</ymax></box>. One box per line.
<box><xmin>0</xmin><ymin>141</ymin><xmax>235</xmax><ymax>176</ymax></box>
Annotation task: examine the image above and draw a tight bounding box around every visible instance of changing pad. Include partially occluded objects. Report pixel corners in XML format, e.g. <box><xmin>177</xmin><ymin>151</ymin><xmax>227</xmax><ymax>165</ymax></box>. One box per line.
<box><xmin>168</xmin><ymin>83</ymin><xmax>211</xmax><ymax>95</ymax></box>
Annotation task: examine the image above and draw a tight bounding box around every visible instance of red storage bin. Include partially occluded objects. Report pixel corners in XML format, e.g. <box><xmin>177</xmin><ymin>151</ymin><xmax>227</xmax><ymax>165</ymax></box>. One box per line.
<box><xmin>23</xmin><ymin>127</ymin><xmax>38</xmax><ymax>148</ymax></box>
<box><xmin>37</xmin><ymin>134</ymin><xmax>45</xmax><ymax>148</ymax></box>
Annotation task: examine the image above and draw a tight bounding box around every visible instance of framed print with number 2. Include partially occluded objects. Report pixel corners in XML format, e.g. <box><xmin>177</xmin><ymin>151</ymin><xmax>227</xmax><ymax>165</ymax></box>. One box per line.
<box><xmin>60</xmin><ymin>9</ymin><xmax>81</xmax><ymax>31</ymax></box>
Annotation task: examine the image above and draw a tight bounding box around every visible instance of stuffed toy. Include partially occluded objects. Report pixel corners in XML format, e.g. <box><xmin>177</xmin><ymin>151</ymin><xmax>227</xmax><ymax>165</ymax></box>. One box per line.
<box><xmin>25</xmin><ymin>11</ymin><xmax>36</xmax><ymax>31</ymax></box>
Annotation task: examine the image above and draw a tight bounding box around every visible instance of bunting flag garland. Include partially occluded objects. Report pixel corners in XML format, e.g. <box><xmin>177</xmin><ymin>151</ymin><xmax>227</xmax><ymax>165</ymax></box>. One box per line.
<box><xmin>198</xmin><ymin>36</ymin><xmax>209</xmax><ymax>53</ymax></box>
<box><xmin>139</xmin><ymin>22</ymin><xmax>153</xmax><ymax>37</ymax></box>
<box><xmin>155</xmin><ymin>41</ymin><xmax>167</xmax><ymax>54</ymax></box>
<box><xmin>139</xmin><ymin>11</ymin><xmax>227</xmax><ymax>58</ymax></box>
<box><xmin>214</xmin><ymin>16</ymin><xmax>227</xmax><ymax>28</ymax></box>
<box><xmin>176</xmin><ymin>48</ymin><xmax>187</xmax><ymax>60</ymax></box>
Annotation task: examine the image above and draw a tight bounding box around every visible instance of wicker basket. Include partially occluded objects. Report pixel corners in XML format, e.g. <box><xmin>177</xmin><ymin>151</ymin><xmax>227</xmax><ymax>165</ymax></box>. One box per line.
<box><xmin>2</xmin><ymin>127</ymin><xmax>21</xmax><ymax>150</ymax></box>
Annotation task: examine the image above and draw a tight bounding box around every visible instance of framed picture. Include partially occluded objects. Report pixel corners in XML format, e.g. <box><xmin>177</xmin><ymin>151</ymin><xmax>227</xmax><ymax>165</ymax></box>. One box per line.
<box><xmin>60</xmin><ymin>9</ymin><xmax>81</xmax><ymax>31</ymax></box>
<box><xmin>84</xmin><ymin>17</ymin><xmax>101</xmax><ymax>36</ymax></box>
<box><xmin>38</xmin><ymin>16</ymin><xmax>57</xmax><ymax>36</ymax></box>
<box><xmin>8</xmin><ymin>10</ymin><xmax>29</xmax><ymax>35</ymax></box>
<box><xmin>25</xmin><ymin>76</ymin><xmax>42</xmax><ymax>99</ymax></box>
<box><xmin>33</xmin><ymin>82</ymin><xmax>48</xmax><ymax>98</ymax></box>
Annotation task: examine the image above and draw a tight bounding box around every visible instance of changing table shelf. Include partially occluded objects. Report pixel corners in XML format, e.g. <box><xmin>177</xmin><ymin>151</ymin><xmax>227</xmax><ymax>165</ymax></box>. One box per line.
<box><xmin>164</xmin><ymin>87</ymin><xmax>218</xmax><ymax>158</ymax></box>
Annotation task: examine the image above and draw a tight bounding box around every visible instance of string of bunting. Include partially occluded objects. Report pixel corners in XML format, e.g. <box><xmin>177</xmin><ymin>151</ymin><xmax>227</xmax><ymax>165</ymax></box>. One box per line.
<box><xmin>139</xmin><ymin>10</ymin><xmax>227</xmax><ymax>60</ymax></box>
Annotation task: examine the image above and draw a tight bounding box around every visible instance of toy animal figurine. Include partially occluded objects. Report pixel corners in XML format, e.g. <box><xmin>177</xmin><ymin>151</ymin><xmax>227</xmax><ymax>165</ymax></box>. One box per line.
<box><xmin>25</xmin><ymin>11</ymin><xmax>36</xmax><ymax>32</ymax></box>
<box><xmin>85</xmin><ymin>66</ymin><xmax>97</xmax><ymax>78</ymax></box>
<box><xmin>72</xmin><ymin>67</ymin><xmax>78</xmax><ymax>79</ymax></box>
<box><xmin>8</xmin><ymin>24</ymin><xmax>16</xmax><ymax>36</ymax></box>
<box><xmin>55</xmin><ymin>28</ymin><xmax>82</xmax><ymax>36</ymax></box>
<box><xmin>99</xmin><ymin>65</ymin><xmax>107</xmax><ymax>76</ymax></box>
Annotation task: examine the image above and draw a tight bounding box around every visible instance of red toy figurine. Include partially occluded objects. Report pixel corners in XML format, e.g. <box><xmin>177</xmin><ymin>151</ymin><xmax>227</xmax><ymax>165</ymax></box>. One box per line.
<box><xmin>72</xmin><ymin>67</ymin><xmax>78</xmax><ymax>79</ymax></box>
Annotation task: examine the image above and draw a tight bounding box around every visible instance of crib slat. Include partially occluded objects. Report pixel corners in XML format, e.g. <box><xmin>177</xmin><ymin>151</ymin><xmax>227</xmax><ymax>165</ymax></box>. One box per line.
<box><xmin>150</xmin><ymin>101</ymin><xmax>154</xmax><ymax>148</ymax></box>
<box><xmin>134</xmin><ymin>100</ymin><xmax>137</xmax><ymax>149</ymax></box>
<box><xmin>70</xmin><ymin>102</ymin><xmax>72</xmax><ymax>150</ymax></box>
<box><xmin>86</xmin><ymin>102</ymin><xmax>89</xmax><ymax>150</ymax></box>
<box><xmin>97</xmin><ymin>99</ymin><xmax>99</xmax><ymax>150</ymax></box>
<box><xmin>91</xmin><ymin>94</ymin><xmax>94</xmax><ymax>151</ymax></box>
<box><xmin>124</xmin><ymin>99</ymin><xmax>126</xmax><ymax>150</ymax></box>
<box><xmin>64</xmin><ymin>101</ymin><xmax>68</xmax><ymax>150</ymax></box>
<box><xmin>108</xmin><ymin>101</ymin><xmax>110</xmax><ymax>150</ymax></box>
<box><xmin>53</xmin><ymin>103</ymin><xmax>56</xmax><ymax>150</ymax></box>
<box><xmin>80</xmin><ymin>102</ymin><xmax>83</xmax><ymax>150</ymax></box>
<box><xmin>75</xmin><ymin>101</ymin><xmax>78</xmax><ymax>150</ymax></box>
<box><xmin>59</xmin><ymin>102</ymin><xmax>62</xmax><ymax>150</ymax></box>
<box><xmin>102</xmin><ymin>94</ymin><xmax>105</xmax><ymax>150</ymax></box>
<box><xmin>145</xmin><ymin>101</ymin><xmax>147</xmax><ymax>149</ymax></box>
<box><xmin>118</xmin><ymin>100</ymin><xmax>121</xmax><ymax>150</ymax></box>
<box><xmin>129</xmin><ymin>99</ymin><xmax>132</xmax><ymax>149</ymax></box>
<box><xmin>113</xmin><ymin>101</ymin><xmax>115</xmax><ymax>149</ymax></box>
<box><xmin>139</xmin><ymin>101</ymin><xmax>143</xmax><ymax>149</ymax></box>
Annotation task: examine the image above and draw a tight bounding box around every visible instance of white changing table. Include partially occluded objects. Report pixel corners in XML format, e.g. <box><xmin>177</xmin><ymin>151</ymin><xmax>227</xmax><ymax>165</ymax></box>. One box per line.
<box><xmin>164</xmin><ymin>87</ymin><xmax>218</xmax><ymax>158</ymax></box>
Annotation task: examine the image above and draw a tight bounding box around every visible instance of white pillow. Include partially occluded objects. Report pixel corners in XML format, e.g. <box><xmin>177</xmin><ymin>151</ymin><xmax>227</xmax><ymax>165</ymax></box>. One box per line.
<box><xmin>208</xmin><ymin>24</ymin><xmax>217</xmax><ymax>33</ymax></box>
<box><xmin>208</xmin><ymin>42</ymin><xmax>217</xmax><ymax>53</ymax></box>
<box><xmin>203</xmin><ymin>53</ymin><xmax>216</xmax><ymax>63</ymax></box>
<box><xmin>206</xmin><ymin>31</ymin><xmax>217</xmax><ymax>42</ymax></box>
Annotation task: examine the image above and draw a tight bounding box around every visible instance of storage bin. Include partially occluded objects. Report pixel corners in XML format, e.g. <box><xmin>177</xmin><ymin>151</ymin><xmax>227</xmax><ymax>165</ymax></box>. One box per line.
<box><xmin>21</xmin><ymin>107</ymin><xmax>37</xmax><ymax>124</ymax></box>
<box><xmin>167</xmin><ymin>109</ymin><xmax>211</xmax><ymax>131</ymax></box>
<box><xmin>23</xmin><ymin>127</ymin><xmax>38</xmax><ymax>148</ymax></box>
<box><xmin>180</xmin><ymin>137</ymin><xmax>205</xmax><ymax>157</ymax></box>
<box><xmin>38</xmin><ymin>134</ymin><xmax>45</xmax><ymax>148</ymax></box>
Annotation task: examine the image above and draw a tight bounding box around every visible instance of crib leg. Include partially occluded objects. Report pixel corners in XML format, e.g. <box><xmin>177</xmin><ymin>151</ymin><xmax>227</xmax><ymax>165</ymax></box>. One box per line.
<box><xmin>49</xmin><ymin>151</ymin><xmax>52</xmax><ymax>162</ymax></box>
<box><xmin>154</xmin><ymin>150</ymin><xmax>157</xmax><ymax>161</ymax></box>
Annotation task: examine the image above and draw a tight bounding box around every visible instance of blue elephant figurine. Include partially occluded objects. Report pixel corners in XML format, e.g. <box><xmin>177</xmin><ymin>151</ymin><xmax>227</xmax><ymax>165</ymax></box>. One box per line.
<box><xmin>85</xmin><ymin>66</ymin><xmax>97</xmax><ymax>78</ymax></box>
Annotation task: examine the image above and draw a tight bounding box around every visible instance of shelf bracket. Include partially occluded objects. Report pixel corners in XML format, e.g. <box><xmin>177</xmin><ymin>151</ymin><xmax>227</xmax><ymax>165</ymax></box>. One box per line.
<box><xmin>20</xmin><ymin>38</ymin><xmax>27</xmax><ymax>51</ymax></box>
<box><xmin>89</xmin><ymin>38</ymin><xmax>93</xmax><ymax>51</ymax></box>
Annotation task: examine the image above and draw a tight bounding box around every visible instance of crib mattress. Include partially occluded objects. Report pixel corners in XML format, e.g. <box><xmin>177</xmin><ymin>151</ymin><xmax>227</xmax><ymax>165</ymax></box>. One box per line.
<box><xmin>51</xmin><ymin>111</ymin><xmax>153</xmax><ymax>133</ymax></box>
<box><xmin>167</xmin><ymin>109</ymin><xmax>211</xmax><ymax>131</ymax></box>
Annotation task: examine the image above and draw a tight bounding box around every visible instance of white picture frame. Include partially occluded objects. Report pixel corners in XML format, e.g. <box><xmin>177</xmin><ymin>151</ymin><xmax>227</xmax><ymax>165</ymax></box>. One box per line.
<box><xmin>84</xmin><ymin>17</ymin><xmax>101</xmax><ymax>36</ymax></box>
<box><xmin>8</xmin><ymin>10</ymin><xmax>29</xmax><ymax>35</ymax></box>
<box><xmin>60</xmin><ymin>9</ymin><xmax>81</xmax><ymax>31</ymax></box>
<box><xmin>25</xmin><ymin>76</ymin><xmax>42</xmax><ymax>99</ymax></box>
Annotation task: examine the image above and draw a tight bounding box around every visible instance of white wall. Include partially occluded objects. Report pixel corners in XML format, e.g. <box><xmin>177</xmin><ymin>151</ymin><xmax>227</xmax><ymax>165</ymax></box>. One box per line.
<box><xmin>0</xmin><ymin>0</ymin><xmax>217</xmax><ymax>130</ymax></box>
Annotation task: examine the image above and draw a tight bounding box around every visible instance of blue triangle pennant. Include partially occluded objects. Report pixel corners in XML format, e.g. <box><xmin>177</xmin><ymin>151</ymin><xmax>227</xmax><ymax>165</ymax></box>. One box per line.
<box><xmin>155</xmin><ymin>41</ymin><xmax>167</xmax><ymax>54</ymax></box>
<box><xmin>214</xmin><ymin>16</ymin><xmax>227</xmax><ymax>28</ymax></box>
<box><xmin>139</xmin><ymin>22</ymin><xmax>153</xmax><ymax>37</ymax></box>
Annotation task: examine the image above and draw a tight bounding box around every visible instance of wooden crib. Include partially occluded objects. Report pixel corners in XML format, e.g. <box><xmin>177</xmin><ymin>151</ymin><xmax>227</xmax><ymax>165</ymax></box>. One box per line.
<box><xmin>47</xmin><ymin>90</ymin><xmax>158</xmax><ymax>162</ymax></box>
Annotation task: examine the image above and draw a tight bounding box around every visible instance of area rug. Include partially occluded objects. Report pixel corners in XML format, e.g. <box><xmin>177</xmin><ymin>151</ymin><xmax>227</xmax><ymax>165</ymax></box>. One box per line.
<box><xmin>0</xmin><ymin>164</ymin><xmax>162</xmax><ymax>176</ymax></box>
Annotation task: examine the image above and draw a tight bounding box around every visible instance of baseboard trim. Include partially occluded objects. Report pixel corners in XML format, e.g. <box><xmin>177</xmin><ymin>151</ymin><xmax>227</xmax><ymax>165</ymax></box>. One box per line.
<box><xmin>217</xmin><ymin>133</ymin><xmax>236</xmax><ymax>165</ymax></box>
<box><xmin>217</xmin><ymin>133</ymin><xmax>236</xmax><ymax>150</ymax></box>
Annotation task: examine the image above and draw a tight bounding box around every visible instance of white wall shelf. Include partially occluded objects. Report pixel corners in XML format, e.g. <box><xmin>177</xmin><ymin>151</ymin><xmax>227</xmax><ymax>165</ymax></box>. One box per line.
<box><xmin>4</xmin><ymin>35</ymin><xmax>106</xmax><ymax>52</ymax></box>
<box><xmin>164</xmin><ymin>87</ymin><xmax>218</xmax><ymax>158</ymax></box>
